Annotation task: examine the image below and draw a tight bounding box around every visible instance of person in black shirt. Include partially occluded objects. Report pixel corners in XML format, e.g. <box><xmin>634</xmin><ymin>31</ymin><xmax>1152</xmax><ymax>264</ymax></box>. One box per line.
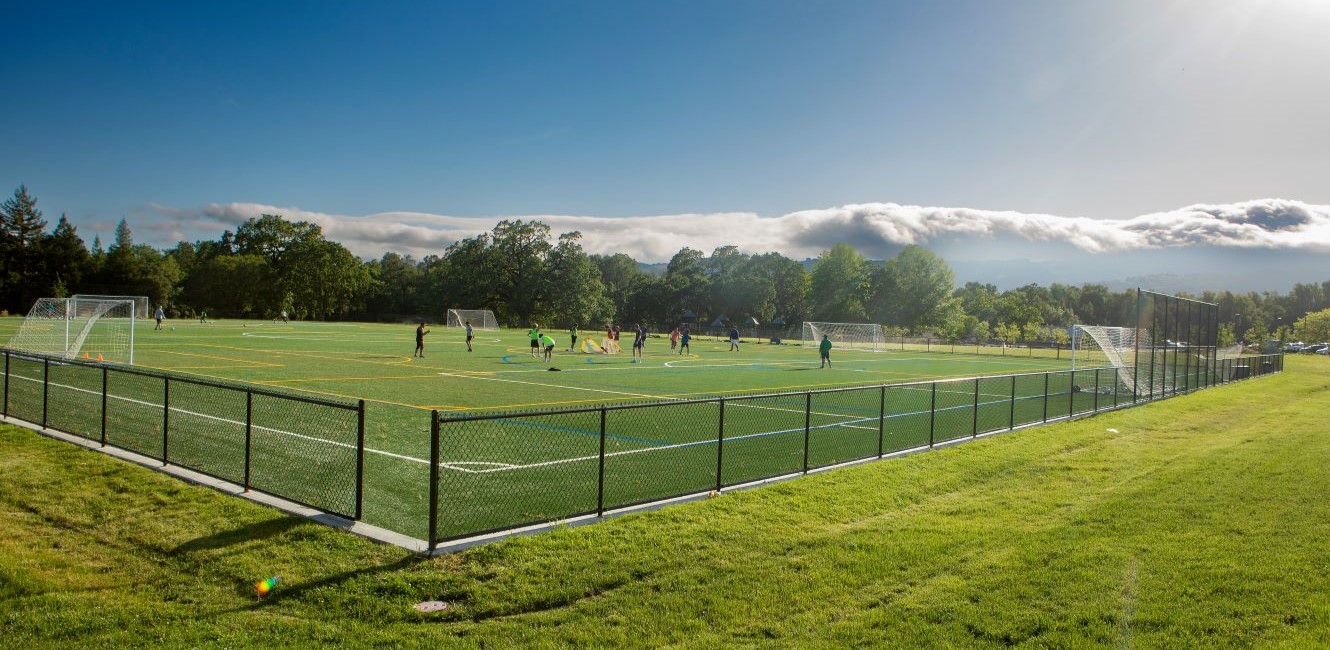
<box><xmin>415</xmin><ymin>322</ymin><xmax>431</xmax><ymax>358</ymax></box>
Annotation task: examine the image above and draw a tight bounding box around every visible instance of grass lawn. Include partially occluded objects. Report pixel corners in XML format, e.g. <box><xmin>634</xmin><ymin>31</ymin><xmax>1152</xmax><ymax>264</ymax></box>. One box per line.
<box><xmin>2</xmin><ymin>355</ymin><xmax>1326</xmax><ymax>648</ymax></box>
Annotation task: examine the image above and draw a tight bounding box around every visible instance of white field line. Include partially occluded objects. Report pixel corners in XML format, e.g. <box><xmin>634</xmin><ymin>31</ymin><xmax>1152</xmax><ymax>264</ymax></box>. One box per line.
<box><xmin>436</xmin><ymin>371</ymin><xmax>676</xmax><ymax>401</ymax></box>
<box><xmin>4</xmin><ymin>371</ymin><xmax>484</xmax><ymax>474</ymax></box>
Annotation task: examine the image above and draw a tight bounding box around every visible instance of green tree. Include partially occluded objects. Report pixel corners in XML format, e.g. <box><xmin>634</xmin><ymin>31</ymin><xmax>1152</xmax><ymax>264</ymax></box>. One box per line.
<box><xmin>707</xmin><ymin>245</ymin><xmax>752</xmax><ymax>322</ymax></box>
<box><xmin>590</xmin><ymin>253</ymin><xmax>642</xmax><ymax>322</ymax></box>
<box><xmin>364</xmin><ymin>252</ymin><xmax>422</xmax><ymax>317</ymax></box>
<box><xmin>184</xmin><ymin>254</ymin><xmax>272</xmax><ymax>317</ymax></box>
<box><xmin>490</xmin><ymin>220</ymin><xmax>554</xmax><ymax>326</ymax></box>
<box><xmin>542</xmin><ymin>232</ymin><xmax>613</xmax><ymax>328</ymax></box>
<box><xmin>1292</xmin><ymin>309</ymin><xmax>1330</xmax><ymax>344</ymax></box>
<box><xmin>873</xmin><ymin>245</ymin><xmax>960</xmax><ymax>335</ymax></box>
<box><xmin>954</xmin><ymin>282</ymin><xmax>999</xmax><ymax>337</ymax></box>
<box><xmin>40</xmin><ymin>214</ymin><xmax>91</xmax><ymax>297</ymax></box>
<box><xmin>809</xmin><ymin>243</ymin><xmax>870</xmax><ymax>322</ymax></box>
<box><xmin>664</xmin><ymin>248</ymin><xmax>710</xmax><ymax>322</ymax></box>
<box><xmin>0</xmin><ymin>185</ymin><xmax>49</xmax><ymax>311</ymax></box>
<box><xmin>283</xmin><ymin>239</ymin><xmax>372</xmax><ymax>319</ymax></box>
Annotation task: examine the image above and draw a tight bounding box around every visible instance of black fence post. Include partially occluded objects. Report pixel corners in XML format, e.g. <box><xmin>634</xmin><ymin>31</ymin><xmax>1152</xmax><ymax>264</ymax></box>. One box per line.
<box><xmin>971</xmin><ymin>378</ymin><xmax>980</xmax><ymax>437</ymax></box>
<box><xmin>1094</xmin><ymin>369</ymin><xmax>1100</xmax><ymax>412</ymax></box>
<box><xmin>161</xmin><ymin>377</ymin><xmax>170</xmax><ymax>464</ymax></box>
<box><xmin>802</xmin><ymin>392</ymin><xmax>812</xmax><ymax>472</ymax></box>
<box><xmin>715</xmin><ymin>398</ymin><xmax>725</xmax><ymax>492</ymax></box>
<box><xmin>1008</xmin><ymin>374</ymin><xmax>1016</xmax><ymax>429</ymax></box>
<box><xmin>2</xmin><ymin>350</ymin><xmax>8</xmax><ymax>418</ymax></box>
<box><xmin>101</xmin><ymin>366</ymin><xmax>108</xmax><ymax>446</ymax></box>
<box><xmin>597</xmin><ymin>406</ymin><xmax>606</xmax><ymax>517</ymax></box>
<box><xmin>928</xmin><ymin>383</ymin><xmax>937</xmax><ymax>447</ymax></box>
<box><xmin>355</xmin><ymin>399</ymin><xmax>365</xmax><ymax>520</ymax></box>
<box><xmin>42</xmin><ymin>357</ymin><xmax>49</xmax><ymax>429</ymax></box>
<box><xmin>428</xmin><ymin>410</ymin><xmax>440</xmax><ymax>553</ymax></box>
<box><xmin>877</xmin><ymin>385</ymin><xmax>885</xmax><ymax>458</ymax></box>
<box><xmin>1068</xmin><ymin>372</ymin><xmax>1075</xmax><ymax>420</ymax></box>
<box><xmin>244</xmin><ymin>390</ymin><xmax>253</xmax><ymax>491</ymax></box>
<box><xmin>1042</xmin><ymin>373</ymin><xmax>1049</xmax><ymax>423</ymax></box>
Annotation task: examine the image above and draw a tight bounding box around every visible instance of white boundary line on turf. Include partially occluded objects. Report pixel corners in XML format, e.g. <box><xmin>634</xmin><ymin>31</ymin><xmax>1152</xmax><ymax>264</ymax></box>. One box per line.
<box><xmin>3</xmin><ymin>372</ymin><xmax>487</xmax><ymax>474</ymax></box>
<box><xmin>436</xmin><ymin>371</ymin><xmax>676</xmax><ymax>400</ymax></box>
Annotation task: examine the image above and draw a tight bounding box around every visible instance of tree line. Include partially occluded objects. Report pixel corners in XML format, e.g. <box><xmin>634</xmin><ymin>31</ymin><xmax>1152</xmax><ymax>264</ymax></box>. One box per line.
<box><xmin>3</xmin><ymin>185</ymin><xmax>1330</xmax><ymax>344</ymax></box>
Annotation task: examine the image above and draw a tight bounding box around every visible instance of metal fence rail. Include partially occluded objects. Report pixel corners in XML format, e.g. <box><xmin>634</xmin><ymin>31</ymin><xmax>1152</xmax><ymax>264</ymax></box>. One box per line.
<box><xmin>0</xmin><ymin>346</ymin><xmax>1285</xmax><ymax>552</ymax></box>
<box><xmin>1</xmin><ymin>349</ymin><xmax>366</xmax><ymax>519</ymax></box>
<box><xmin>426</xmin><ymin>353</ymin><xmax>1284</xmax><ymax>550</ymax></box>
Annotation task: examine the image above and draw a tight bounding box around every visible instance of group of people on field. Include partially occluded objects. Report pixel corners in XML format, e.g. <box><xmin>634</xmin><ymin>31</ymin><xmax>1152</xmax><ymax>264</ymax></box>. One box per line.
<box><xmin>410</xmin><ymin>321</ymin><xmax>834</xmax><ymax>367</ymax></box>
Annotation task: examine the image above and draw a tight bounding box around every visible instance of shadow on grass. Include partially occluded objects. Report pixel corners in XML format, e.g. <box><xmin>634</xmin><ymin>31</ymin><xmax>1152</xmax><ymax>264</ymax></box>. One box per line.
<box><xmin>172</xmin><ymin>515</ymin><xmax>309</xmax><ymax>553</ymax></box>
<box><xmin>210</xmin><ymin>554</ymin><xmax>433</xmax><ymax>614</ymax></box>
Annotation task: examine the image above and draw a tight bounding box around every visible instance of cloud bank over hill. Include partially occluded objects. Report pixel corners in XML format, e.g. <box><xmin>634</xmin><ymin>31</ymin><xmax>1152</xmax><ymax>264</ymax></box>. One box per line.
<box><xmin>143</xmin><ymin>198</ymin><xmax>1330</xmax><ymax>264</ymax></box>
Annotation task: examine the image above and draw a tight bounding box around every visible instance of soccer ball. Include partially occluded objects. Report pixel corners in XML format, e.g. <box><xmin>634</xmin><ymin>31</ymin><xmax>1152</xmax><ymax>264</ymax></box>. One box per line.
<box><xmin>171</xmin><ymin>327</ymin><xmax>176</xmax><ymax>331</ymax></box>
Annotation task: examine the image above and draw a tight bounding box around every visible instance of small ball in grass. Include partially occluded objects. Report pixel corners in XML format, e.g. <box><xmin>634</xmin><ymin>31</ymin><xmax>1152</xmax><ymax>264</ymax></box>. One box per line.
<box><xmin>171</xmin><ymin>327</ymin><xmax>175</xmax><ymax>331</ymax></box>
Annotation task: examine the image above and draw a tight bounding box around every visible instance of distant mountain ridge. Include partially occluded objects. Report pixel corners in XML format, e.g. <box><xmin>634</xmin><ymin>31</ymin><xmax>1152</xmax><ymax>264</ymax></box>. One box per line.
<box><xmin>638</xmin><ymin>254</ymin><xmax>1325</xmax><ymax>294</ymax></box>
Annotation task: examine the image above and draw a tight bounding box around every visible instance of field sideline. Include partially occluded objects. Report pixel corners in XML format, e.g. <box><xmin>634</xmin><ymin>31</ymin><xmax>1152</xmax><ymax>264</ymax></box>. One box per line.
<box><xmin>1</xmin><ymin>355</ymin><xmax>1325</xmax><ymax>647</ymax></box>
<box><xmin>0</xmin><ymin>316</ymin><xmax>1076</xmax><ymax>412</ymax></box>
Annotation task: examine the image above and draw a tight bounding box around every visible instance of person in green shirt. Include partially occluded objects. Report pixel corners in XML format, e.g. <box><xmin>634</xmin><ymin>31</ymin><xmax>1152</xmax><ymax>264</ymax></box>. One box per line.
<box><xmin>569</xmin><ymin>324</ymin><xmax>579</xmax><ymax>352</ymax></box>
<box><xmin>528</xmin><ymin>324</ymin><xmax>541</xmax><ymax>357</ymax></box>
<box><xmin>819</xmin><ymin>334</ymin><xmax>832</xmax><ymax>368</ymax></box>
<box><xmin>540</xmin><ymin>333</ymin><xmax>557</xmax><ymax>362</ymax></box>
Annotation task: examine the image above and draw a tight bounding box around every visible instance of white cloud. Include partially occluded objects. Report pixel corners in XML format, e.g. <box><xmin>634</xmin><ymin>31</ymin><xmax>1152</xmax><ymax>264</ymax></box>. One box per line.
<box><xmin>137</xmin><ymin>198</ymin><xmax>1330</xmax><ymax>262</ymax></box>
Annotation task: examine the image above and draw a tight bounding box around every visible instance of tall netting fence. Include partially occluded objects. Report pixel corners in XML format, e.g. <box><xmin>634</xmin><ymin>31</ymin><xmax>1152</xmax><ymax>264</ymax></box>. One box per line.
<box><xmin>1134</xmin><ymin>290</ymin><xmax>1219</xmax><ymax>400</ymax></box>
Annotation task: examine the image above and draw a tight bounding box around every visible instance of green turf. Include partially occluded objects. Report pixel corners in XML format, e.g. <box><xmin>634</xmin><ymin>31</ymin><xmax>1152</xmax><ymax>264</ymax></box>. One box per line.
<box><xmin>0</xmin><ymin>316</ymin><xmax>1231</xmax><ymax>542</ymax></box>
<box><xmin>0</xmin><ymin>356</ymin><xmax>1323</xmax><ymax>648</ymax></box>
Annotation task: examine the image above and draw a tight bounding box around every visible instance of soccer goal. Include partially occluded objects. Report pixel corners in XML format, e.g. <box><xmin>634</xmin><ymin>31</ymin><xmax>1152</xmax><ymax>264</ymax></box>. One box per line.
<box><xmin>5</xmin><ymin>296</ymin><xmax>143</xmax><ymax>364</ymax></box>
<box><xmin>446</xmin><ymin>309</ymin><xmax>499</xmax><ymax>330</ymax></box>
<box><xmin>1070</xmin><ymin>325</ymin><xmax>1139</xmax><ymax>394</ymax></box>
<box><xmin>801</xmin><ymin>321</ymin><xmax>886</xmax><ymax>351</ymax></box>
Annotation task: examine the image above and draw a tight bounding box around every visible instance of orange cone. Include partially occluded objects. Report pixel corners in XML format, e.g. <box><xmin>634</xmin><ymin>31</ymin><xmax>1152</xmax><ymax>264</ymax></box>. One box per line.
<box><xmin>97</xmin><ymin>354</ymin><xmax>103</xmax><ymax>362</ymax></box>
<box><xmin>83</xmin><ymin>352</ymin><xmax>89</xmax><ymax>359</ymax></box>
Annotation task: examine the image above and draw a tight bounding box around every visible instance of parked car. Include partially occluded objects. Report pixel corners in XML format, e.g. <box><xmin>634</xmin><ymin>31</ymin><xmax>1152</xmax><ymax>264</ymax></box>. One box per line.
<box><xmin>1302</xmin><ymin>343</ymin><xmax>1328</xmax><ymax>354</ymax></box>
<box><xmin>1284</xmin><ymin>341</ymin><xmax>1305</xmax><ymax>353</ymax></box>
<box><xmin>1316</xmin><ymin>344</ymin><xmax>1329</xmax><ymax>356</ymax></box>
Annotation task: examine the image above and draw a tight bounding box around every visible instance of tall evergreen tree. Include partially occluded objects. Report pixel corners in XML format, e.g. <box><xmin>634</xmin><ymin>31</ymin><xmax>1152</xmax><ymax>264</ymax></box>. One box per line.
<box><xmin>1</xmin><ymin>185</ymin><xmax>50</xmax><ymax>311</ymax></box>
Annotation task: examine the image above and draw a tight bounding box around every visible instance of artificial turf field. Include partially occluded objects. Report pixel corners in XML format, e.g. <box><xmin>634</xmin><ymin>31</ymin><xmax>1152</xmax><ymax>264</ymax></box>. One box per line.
<box><xmin>0</xmin><ymin>316</ymin><xmax>1142</xmax><ymax>542</ymax></box>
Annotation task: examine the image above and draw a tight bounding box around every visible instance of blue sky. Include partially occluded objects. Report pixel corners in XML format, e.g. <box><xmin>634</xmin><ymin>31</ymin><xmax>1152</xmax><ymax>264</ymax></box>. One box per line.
<box><xmin>3</xmin><ymin>0</ymin><xmax>1328</xmax><ymax>288</ymax></box>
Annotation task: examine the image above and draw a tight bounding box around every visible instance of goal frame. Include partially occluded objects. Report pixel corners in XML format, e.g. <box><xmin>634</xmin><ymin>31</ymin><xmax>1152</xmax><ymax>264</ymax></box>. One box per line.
<box><xmin>6</xmin><ymin>296</ymin><xmax>140</xmax><ymax>364</ymax></box>
<box><xmin>446</xmin><ymin>309</ymin><xmax>499</xmax><ymax>330</ymax></box>
<box><xmin>801</xmin><ymin>321</ymin><xmax>886</xmax><ymax>352</ymax></box>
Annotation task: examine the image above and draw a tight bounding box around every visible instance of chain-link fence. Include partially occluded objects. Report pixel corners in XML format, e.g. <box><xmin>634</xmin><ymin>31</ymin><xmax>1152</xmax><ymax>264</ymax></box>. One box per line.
<box><xmin>426</xmin><ymin>351</ymin><xmax>1283</xmax><ymax>549</ymax></box>
<box><xmin>1</xmin><ymin>343</ymin><xmax>1287</xmax><ymax>552</ymax></box>
<box><xmin>2</xmin><ymin>350</ymin><xmax>364</xmax><ymax>519</ymax></box>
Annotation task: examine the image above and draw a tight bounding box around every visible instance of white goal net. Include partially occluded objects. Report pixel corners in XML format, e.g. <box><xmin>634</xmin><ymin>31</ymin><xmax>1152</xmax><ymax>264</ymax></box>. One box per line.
<box><xmin>801</xmin><ymin>321</ymin><xmax>886</xmax><ymax>351</ymax></box>
<box><xmin>71</xmin><ymin>294</ymin><xmax>150</xmax><ymax>320</ymax></box>
<box><xmin>5</xmin><ymin>297</ymin><xmax>140</xmax><ymax>364</ymax></box>
<box><xmin>446</xmin><ymin>309</ymin><xmax>499</xmax><ymax>330</ymax></box>
<box><xmin>1070</xmin><ymin>325</ymin><xmax>1138</xmax><ymax>393</ymax></box>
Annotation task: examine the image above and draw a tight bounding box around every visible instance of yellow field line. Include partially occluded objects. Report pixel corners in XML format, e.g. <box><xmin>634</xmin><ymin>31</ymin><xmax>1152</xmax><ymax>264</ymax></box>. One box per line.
<box><xmin>263</xmin><ymin>374</ymin><xmax>442</xmax><ymax>384</ymax></box>
<box><xmin>153</xmin><ymin>349</ymin><xmax>284</xmax><ymax>367</ymax></box>
<box><xmin>185</xmin><ymin>343</ymin><xmax>416</xmax><ymax>366</ymax></box>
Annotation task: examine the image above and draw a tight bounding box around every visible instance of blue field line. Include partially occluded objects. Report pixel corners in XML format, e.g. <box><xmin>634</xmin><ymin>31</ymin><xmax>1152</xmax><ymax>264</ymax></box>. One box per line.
<box><xmin>498</xmin><ymin>417</ymin><xmax>671</xmax><ymax>447</ymax></box>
